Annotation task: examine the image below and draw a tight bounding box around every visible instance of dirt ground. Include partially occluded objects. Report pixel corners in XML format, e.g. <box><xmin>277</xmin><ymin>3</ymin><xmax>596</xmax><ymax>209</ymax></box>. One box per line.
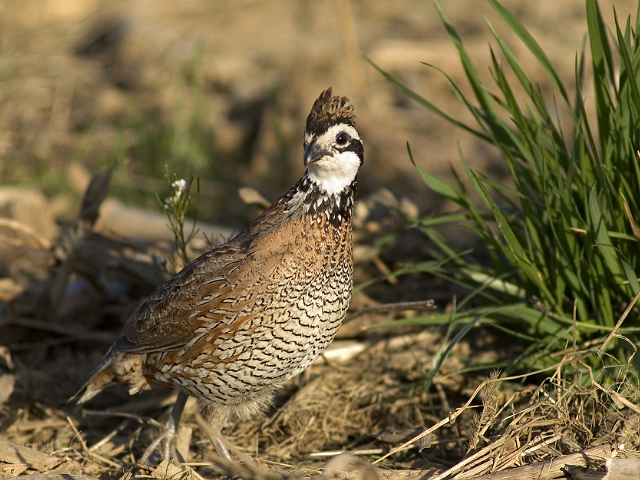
<box><xmin>1</xmin><ymin>1</ymin><xmax>640</xmax><ymax>479</ymax></box>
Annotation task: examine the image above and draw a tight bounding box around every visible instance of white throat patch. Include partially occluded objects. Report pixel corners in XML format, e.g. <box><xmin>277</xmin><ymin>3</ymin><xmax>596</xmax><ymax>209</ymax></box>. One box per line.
<box><xmin>306</xmin><ymin>124</ymin><xmax>361</xmax><ymax>196</ymax></box>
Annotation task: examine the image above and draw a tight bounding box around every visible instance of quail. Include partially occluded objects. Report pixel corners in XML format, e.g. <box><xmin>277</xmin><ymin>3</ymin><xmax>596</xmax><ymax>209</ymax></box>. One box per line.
<box><xmin>75</xmin><ymin>87</ymin><xmax>364</xmax><ymax>462</ymax></box>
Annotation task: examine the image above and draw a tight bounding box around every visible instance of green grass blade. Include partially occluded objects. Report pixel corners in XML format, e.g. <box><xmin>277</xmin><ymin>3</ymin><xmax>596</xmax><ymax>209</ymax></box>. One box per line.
<box><xmin>433</xmin><ymin>0</ymin><xmax>497</xmax><ymax>114</ymax></box>
<box><xmin>407</xmin><ymin>142</ymin><xmax>462</xmax><ymax>202</ymax></box>
<box><xmin>365</xmin><ymin>56</ymin><xmax>488</xmax><ymax>140</ymax></box>
<box><xmin>420</xmin><ymin>311</ymin><xmax>484</xmax><ymax>393</ymax></box>
<box><xmin>488</xmin><ymin>0</ymin><xmax>569</xmax><ymax>103</ymax></box>
<box><xmin>615</xmin><ymin>10</ymin><xmax>640</xmax><ymax>117</ymax></box>
<box><xmin>466</xmin><ymin>165</ymin><xmax>556</xmax><ymax>309</ymax></box>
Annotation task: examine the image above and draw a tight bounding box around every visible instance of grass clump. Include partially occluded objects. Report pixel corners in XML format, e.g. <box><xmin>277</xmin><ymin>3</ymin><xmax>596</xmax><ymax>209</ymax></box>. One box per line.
<box><xmin>370</xmin><ymin>0</ymin><xmax>640</xmax><ymax>377</ymax></box>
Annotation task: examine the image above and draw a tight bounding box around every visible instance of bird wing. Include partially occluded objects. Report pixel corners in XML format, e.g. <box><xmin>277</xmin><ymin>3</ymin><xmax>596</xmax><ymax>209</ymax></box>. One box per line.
<box><xmin>113</xmin><ymin>191</ymin><xmax>299</xmax><ymax>355</ymax></box>
<box><xmin>116</xmin><ymin>243</ymin><xmax>251</xmax><ymax>353</ymax></box>
<box><xmin>116</xmin><ymin>202</ymin><xmax>293</xmax><ymax>353</ymax></box>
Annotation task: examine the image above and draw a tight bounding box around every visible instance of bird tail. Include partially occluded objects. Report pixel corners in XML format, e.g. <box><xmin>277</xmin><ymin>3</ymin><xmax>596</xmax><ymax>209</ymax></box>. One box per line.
<box><xmin>71</xmin><ymin>345</ymin><xmax>121</xmax><ymax>404</ymax></box>
<box><xmin>71</xmin><ymin>346</ymin><xmax>150</xmax><ymax>404</ymax></box>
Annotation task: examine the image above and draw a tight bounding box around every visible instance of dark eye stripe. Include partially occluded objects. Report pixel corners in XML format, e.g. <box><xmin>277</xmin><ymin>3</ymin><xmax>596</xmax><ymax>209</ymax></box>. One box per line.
<box><xmin>335</xmin><ymin>138</ymin><xmax>363</xmax><ymax>158</ymax></box>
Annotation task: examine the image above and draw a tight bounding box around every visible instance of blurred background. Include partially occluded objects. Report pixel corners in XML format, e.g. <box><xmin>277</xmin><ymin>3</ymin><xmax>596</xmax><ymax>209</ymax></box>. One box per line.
<box><xmin>1</xmin><ymin>0</ymin><xmax>636</xmax><ymax>235</ymax></box>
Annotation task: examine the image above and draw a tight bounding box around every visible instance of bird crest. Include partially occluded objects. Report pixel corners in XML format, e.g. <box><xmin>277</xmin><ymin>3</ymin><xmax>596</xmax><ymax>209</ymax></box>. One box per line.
<box><xmin>305</xmin><ymin>87</ymin><xmax>356</xmax><ymax>139</ymax></box>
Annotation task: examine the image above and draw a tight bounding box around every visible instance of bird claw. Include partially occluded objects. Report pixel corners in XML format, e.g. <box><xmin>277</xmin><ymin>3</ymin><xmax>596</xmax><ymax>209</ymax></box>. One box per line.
<box><xmin>138</xmin><ymin>421</ymin><xmax>180</xmax><ymax>466</ymax></box>
<box><xmin>138</xmin><ymin>392</ymin><xmax>188</xmax><ymax>466</ymax></box>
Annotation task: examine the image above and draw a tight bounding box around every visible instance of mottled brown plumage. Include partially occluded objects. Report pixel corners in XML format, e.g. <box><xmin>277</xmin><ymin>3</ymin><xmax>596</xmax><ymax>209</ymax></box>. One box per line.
<box><xmin>75</xmin><ymin>87</ymin><xmax>364</xmax><ymax>462</ymax></box>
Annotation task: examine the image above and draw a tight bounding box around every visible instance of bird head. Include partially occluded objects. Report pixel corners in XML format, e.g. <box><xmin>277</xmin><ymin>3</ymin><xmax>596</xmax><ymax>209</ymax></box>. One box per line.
<box><xmin>303</xmin><ymin>88</ymin><xmax>364</xmax><ymax>196</ymax></box>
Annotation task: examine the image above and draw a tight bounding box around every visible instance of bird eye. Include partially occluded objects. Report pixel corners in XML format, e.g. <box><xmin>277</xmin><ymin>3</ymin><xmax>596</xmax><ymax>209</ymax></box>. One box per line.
<box><xmin>336</xmin><ymin>132</ymin><xmax>350</xmax><ymax>146</ymax></box>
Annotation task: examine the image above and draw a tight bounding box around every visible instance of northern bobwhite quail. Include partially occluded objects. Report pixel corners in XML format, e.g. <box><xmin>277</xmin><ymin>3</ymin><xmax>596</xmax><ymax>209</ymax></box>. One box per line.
<box><xmin>75</xmin><ymin>87</ymin><xmax>364</xmax><ymax>462</ymax></box>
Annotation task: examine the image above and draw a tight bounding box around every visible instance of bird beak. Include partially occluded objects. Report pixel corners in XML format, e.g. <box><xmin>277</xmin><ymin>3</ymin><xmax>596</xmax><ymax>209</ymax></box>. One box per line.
<box><xmin>304</xmin><ymin>140</ymin><xmax>330</xmax><ymax>167</ymax></box>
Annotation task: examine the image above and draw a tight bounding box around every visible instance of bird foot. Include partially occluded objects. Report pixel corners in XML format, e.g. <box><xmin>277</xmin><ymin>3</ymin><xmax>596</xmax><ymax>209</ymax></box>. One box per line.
<box><xmin>138</xmin><ymin>393</ymin><xmax>188</xmax><ymax>466</ymax></box>
<box><xmin>138</xmin><ymin>417</ymin><xmax>181</xmax><ymax>466</ymax></box>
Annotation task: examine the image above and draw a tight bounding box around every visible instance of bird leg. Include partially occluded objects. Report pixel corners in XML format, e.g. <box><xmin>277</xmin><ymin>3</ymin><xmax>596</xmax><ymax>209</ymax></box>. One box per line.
<box><xmin>208</xmin><ymin>434</ymin><xmax>233</xmax><ymax>463</ymax></box>
<box><xmin>139</xmin><ymin>391</ymin><xmax>189</xmax><ymax>465</ymax></box>
<box><xmin>194</xmin><ymin>409</ymin><xmax>233</xmax><ymax>462</ymax></box>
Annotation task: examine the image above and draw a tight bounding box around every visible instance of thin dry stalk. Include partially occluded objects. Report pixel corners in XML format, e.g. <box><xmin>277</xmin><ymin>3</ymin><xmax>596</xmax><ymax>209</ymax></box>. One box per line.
<box><xmin>66</xmin><ymin>416</ymin><xmax>122</xmax><ymax>470</ymax></box>
<box><xmin>344</xmin><ymin>300</ymin><xmax>436</xmax><ymax>324</ymax></box>
<box><xmin>333</xmin><ymin>0</ymin><xmax>365</xmax><ymax>93</ymax></box>
<box><xmin>596</xmin><ymin>289</ymin><xmax>640</xmax><ymax>356</ymax></box>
